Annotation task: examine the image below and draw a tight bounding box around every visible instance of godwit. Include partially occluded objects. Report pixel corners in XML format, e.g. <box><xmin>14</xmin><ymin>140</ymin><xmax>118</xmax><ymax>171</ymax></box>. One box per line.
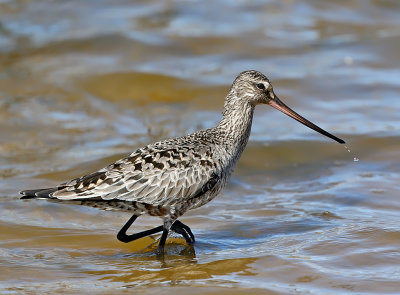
<box><xmin>20</xmin><ymin>70</ymin><xmax>344</xmax><ymax>255</ymax></box>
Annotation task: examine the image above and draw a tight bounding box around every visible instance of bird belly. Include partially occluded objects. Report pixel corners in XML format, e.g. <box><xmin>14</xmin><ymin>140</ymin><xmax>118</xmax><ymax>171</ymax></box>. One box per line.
<box><xmin>78</xmin><ymin>199</ymin><xmax>168</xmax><ymax>216</ymax></box>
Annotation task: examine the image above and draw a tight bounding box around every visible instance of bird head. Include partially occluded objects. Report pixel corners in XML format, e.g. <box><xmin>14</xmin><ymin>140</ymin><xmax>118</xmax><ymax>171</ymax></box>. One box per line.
<box><xmin>231</xmin><ymin>70</ymin><xmax>345</xmax><ymax>144</ymax></box>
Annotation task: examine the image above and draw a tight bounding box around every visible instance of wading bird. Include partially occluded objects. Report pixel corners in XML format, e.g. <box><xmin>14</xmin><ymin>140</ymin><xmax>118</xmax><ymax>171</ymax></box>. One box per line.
<box><xmin>21</xmin><ymin>70</ymin><xmax>344</xmax><ymax>255</ymax></box>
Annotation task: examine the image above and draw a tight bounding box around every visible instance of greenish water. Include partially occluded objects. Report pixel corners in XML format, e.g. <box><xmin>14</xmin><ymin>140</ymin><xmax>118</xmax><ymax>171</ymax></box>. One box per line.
<box><xmin>1</xmin><ymin>1</ymin><xmax>400</xmax><ymax>294</ymax></box>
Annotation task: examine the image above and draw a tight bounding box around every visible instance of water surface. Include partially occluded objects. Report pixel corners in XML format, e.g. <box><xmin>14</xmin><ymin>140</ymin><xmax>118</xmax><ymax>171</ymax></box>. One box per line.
<box><xmin>1</xmin><ymin>0</ymin><xmax>400</xmax><ymax>294</ymax></box>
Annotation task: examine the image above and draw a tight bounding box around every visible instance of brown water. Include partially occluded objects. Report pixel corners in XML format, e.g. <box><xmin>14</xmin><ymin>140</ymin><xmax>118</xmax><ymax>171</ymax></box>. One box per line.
<box><xmin>1</xmin><ymin>1</ymin><xmax>400</xmax><ymax>294</ymax></box>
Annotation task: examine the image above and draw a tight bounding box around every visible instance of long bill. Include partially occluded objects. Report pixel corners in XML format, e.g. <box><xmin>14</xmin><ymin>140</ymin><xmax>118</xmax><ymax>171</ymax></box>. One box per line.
<box><xmin>268</xmin><ymin>96</ymin><xmax>345</xmax><ymax>144</ymax></box>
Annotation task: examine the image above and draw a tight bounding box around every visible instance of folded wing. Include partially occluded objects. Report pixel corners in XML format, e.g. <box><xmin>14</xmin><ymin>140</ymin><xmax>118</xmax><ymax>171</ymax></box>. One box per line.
<box><xmin>45</xmin><ymin>145</ymin><xmax>219</xmax><ymax>207</ymax></box>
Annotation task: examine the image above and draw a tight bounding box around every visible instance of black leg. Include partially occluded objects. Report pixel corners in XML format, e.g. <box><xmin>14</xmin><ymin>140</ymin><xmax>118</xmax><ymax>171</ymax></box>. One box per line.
<box><xmin>156</xmin><ymin>227</ymin><xmax>169</xmax><ymax>256</ymax></box>
<box><xmin>117</xmin><ymin>214</ymin><xmax>163</xmax><ymax>243</ymax></box>
<box><xmin>171</xmin><ymin>223</ymin><xmax>192</xmax><ymax>244</ymax></box>
<box><xmin>117</xmin><ymin>215</ymin><xmax>195</xmax><ymax>253</ymax></box>
<box><xmin>171</xmin><ymin>220</ymin><xmax>195</xmax><ymax>244</ymax></box>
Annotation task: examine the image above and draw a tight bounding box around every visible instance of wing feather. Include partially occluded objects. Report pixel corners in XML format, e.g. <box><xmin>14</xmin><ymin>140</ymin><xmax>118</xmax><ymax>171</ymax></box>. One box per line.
<box><xmin>51</xmin><ymin>143</ymin><xmax>220</xmax><ymax>206</ymax></box>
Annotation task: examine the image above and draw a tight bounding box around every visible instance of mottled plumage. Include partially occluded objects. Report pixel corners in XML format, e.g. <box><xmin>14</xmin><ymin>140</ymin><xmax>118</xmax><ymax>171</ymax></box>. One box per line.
<box><xmin>21</xmin><ymin>70</ymin><xmax>344</xmax><ymax>255</ymax></box>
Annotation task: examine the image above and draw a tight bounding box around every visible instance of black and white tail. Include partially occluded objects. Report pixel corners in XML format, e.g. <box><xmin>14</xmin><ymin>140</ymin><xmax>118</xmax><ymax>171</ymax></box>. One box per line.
<box><xmin>20</xmin><ymin>188</ymin><xmax>58</xmax><ymax>199</ymax></box>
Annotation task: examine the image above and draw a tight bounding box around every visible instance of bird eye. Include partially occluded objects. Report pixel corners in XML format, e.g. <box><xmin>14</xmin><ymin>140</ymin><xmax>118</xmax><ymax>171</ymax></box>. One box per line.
<box><xmin>256</xmin><ymin>83</ymin><xmax>265</xmax><ymax>90</ymax></box>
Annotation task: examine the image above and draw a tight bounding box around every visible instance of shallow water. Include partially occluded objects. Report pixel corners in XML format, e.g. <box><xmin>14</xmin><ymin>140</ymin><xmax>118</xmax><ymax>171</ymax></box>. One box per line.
<box><xmin>1</xmin><ymin>0</ymin><xmax>400</xmax><ymax>294</ymax></box>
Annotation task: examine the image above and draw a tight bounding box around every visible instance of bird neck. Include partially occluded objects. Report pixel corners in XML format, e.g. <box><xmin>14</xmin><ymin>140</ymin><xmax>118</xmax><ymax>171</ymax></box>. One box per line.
<box><xmin>216</xmin><ymin>94</ymin><xmax>255</xmax><ymax>150</ymax></box>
